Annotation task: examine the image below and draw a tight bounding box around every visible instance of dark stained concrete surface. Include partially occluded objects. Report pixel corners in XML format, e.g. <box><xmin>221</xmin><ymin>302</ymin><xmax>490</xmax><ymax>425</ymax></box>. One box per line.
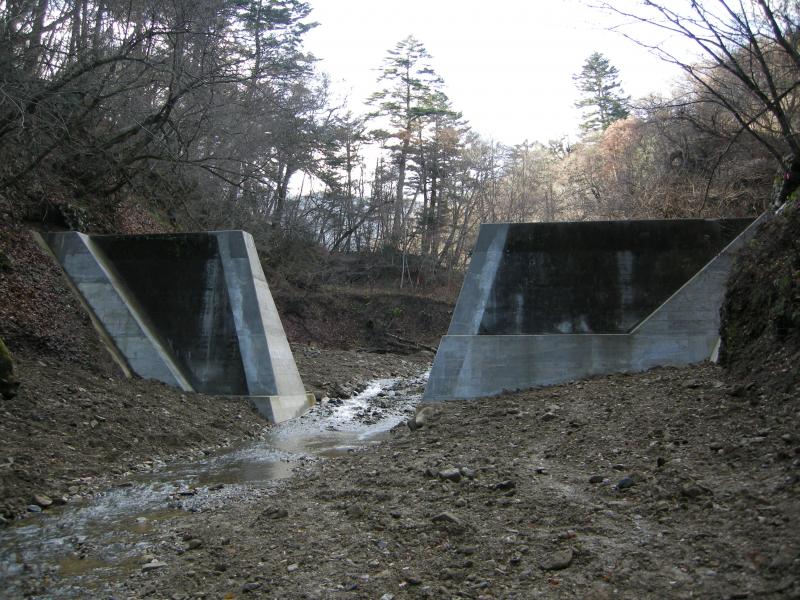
<box><xmin>38</xmin><ymin>231</ymin><xmax>313</xmax><ymax>423</ymax></box>
<box><xmin>479</xmin><ymin>219</ymin><xmax>752</xmax><ymax>334</ymax></box>
<box><xmin>425</xmin><ymin>216</ymin><xmax>762</xmax><ymax>401</ymax></box>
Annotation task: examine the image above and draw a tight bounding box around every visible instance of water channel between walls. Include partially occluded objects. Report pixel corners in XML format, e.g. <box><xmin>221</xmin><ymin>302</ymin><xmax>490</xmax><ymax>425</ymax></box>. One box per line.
<box><xmin>0</xmin><ymin>372</ymin><xmax>429</xmax><ymax>599</ymax></box>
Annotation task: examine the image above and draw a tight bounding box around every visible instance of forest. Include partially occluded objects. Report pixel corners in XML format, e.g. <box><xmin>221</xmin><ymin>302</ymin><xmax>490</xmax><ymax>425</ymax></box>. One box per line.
<box><xmin>1</xmin><ymin>0</ymin><xmax>799</xmax><ymax>284</ymax></box>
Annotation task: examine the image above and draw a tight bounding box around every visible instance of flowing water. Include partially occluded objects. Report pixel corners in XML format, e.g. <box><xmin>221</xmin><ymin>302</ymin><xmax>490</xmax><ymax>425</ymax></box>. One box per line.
<box><xmin>0</xmin><ymin>372</ymin><xmax>427</xmax><ymax>598</ymax></box>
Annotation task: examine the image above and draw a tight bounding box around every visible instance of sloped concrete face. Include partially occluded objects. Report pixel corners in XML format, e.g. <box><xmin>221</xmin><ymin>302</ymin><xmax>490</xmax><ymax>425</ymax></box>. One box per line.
<box><xmin>38</xmin><ymin>230</ymin><xmax>314</xmax><ymax>423</ymax></box>
<box><xmin>425</xmin><ymin>216</ymin><xmax>763</xmax><ymax>402</ymax></box>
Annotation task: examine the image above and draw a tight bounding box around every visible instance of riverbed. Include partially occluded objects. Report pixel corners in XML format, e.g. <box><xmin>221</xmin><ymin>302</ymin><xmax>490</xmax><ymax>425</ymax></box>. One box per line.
<box><xmin>0</xmin><ymin>372</ymin><xmax>428</xmax><ymax>598</ymax></box>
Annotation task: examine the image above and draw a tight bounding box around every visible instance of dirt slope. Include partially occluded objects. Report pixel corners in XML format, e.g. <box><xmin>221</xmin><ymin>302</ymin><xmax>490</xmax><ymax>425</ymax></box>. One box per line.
<box><xmin>721</xmin><ymin>203</ymin><xmax>800</xmax><ymax>392</ymax></box>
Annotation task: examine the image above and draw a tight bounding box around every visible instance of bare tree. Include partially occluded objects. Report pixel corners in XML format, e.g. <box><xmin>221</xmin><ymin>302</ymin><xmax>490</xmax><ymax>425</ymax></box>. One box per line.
<box><xmin>599</xmin><ymin>0</ymin><xmax>800</xmax><ymax>204</ymax></box>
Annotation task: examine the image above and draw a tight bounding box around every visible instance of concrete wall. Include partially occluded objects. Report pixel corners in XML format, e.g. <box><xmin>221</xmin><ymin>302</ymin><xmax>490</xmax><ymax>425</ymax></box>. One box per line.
<box><xmin>38</xmin><ymin>231</ymin><xmax>313</xmax><ymax>423</ymax></box>
<box><xmin>424</xmin><ymin>215</ymin><xmax>764</xmax><ymax>402</ymax></box>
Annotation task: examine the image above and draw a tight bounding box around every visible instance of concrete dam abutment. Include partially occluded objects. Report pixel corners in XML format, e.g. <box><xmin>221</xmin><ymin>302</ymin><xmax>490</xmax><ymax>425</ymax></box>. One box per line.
<box><xmin>37</xmin><ymin>230</ymin><xmax>314</xmax><ymax>423</ymax></box>
<box><xmin>424</xmin><ymin>215</ymin><xmax>764</xmax><ymax>402</ymax></box>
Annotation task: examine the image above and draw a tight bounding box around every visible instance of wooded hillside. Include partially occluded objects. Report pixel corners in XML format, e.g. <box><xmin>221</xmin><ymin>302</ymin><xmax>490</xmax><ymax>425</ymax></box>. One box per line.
<box><xmin>1</xmin><ymin>1</ymin><xmax>797</xmax><ymax>287</ymax></box>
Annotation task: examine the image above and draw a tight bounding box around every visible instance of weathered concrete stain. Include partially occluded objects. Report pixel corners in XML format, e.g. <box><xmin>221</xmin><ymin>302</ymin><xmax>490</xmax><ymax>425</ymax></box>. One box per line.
<box><xmin>425</xmin><ymin>216</ymin><xmax>762</xmax><ymax>401</ymax></box>
<box><xmin>37</xmin><ymin>231</ymin><xmax>314</xmax><ymax>423</ymax></box>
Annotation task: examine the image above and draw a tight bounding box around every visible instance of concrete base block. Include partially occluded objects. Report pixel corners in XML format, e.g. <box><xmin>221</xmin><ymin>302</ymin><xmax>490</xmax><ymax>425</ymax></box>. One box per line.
<box><xmin>248</xmin><ymin>393</ymin><xmax>317</xmax><ymax>424</ymax></box>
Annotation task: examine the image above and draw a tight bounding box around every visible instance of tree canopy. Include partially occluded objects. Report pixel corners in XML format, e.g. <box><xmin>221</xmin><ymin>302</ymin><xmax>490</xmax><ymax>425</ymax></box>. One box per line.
<box><xmin>574</xmin><ymin>52</ymin><xmax>631</xmax><ymax>135</ymax></box>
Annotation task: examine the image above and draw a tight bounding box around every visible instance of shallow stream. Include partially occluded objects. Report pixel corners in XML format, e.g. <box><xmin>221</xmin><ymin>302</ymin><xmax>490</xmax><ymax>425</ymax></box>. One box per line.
<box><xmin>0</xmin><ymin>372</ymin><xmax>427</xmax><ymax>598</ymax></box>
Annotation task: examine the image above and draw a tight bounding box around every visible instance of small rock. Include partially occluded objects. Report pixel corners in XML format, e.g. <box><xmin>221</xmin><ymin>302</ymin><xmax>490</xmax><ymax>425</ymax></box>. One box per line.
<box><xmin>379</xmin><ymin>595</ymin><xmax>395</xmax><ymax>600</ymax></box>
<box><xmin>459</xmin><ymin>467</ymin><xmax>476</xmax><ymax>479</ymax></box>
<box><xmin>26</xmin><ymin>504</ymin><xmax>42</xmax><ymax>513</ymax></box>
<box><xmin>588</xmin><ymin>475</ymin><xmax>604</xmax><ymax>484</ymax></box>
<box><xmin>347</xmin><ymin>505</ymin><xmax>364</xmax><ymax>518</ymax></box>
<box><xmin>287</xmin><ymin>563</ymin><xmax>299</xmax><ymax>573</ymax></box>
<box><xmin>242</xmin><ymin>582</ymin><xmax>261</xmax><ymax>592</ymax></box>
<box><xmin>409</xmin><ymin>406</ymin><xmax>436</xmax><ymax>430</ymax></box>
<box><xmin>728</xmin><ymin>384</ymin><xmax>747</xmax><ymax>398</ymax></box>
<box><xmin>186</xmin><ymin>539</ymin><xmax>203</xmax><ymax>550</ymax></box>
<box><xmin>612</xmin><ymin>464</ymin><xmax>626</xmax><ymax>471</ymax></box>
<box><xmin>142</xmin><ymin>560</ymin><xmax>168</xmax><ymax>572</ymax></box>
<box><xmin>539</xmin><ymin>548</ymin><xmax>574</xmax><ymax>571</ymax></box>
<box><xmin>541</xmin><ymin>412</ymin><xmax>557</xmax><ymax>422</ymax></box>
<box><xmin>680</xmin><ymin>485</ymin><xmax>707</xmax><ymax>499</ymax></box>
<box><xmin>439</xmin><ymin>468</ymin><xmax>462</xmax><ymax>482</ymax></box>
<box><xmin>263</xmin><ymin>507</ymin><xmax>288</xmax><ymax>519</ymax></box>
<box><xmin>33</xmin><ymin>494</ymin><xmax>52</xmax><ymax>508</ymax></box>
<box><xmin>432</xmin><ymin>512</ymin><xmax>462</xmax><ymax>526</ymax></box>
<box><xmin>491</xmin><ymin>480</ymin><xmax>516</xmax><ymax>491</ymax></box>
<box><xmin>616</xmin><ymin>477</ymin><xmax>635</xmax><ymax>490</ymax></box>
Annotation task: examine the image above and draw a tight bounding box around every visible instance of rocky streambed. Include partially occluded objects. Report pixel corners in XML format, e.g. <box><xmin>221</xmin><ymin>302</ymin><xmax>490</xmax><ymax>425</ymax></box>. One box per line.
<box><xmin>4</xmin><ymin>360</ymin><xmax>799</xmax><ymax>599</ymax></box>
<box><xmin>1</xmin><ymin>369</ymin><xmax>429</xmax><ymax>598</ymax></box>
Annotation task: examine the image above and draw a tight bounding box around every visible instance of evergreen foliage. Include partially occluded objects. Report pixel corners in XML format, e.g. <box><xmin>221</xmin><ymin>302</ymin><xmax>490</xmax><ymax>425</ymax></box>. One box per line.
<box><xmin>574</xmin><ymin>52</ymin><xmax>631</xmax><ymax>135</ymax></box>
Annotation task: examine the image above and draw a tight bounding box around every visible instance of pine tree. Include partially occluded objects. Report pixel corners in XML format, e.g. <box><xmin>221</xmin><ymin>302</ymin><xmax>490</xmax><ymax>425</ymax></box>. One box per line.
<box><xmin>368</xmin><ymin>36</ymin><xmax>444</xmax><ymax>244</ymax></box>
<box><xmin>574</xmin><ymin>52</ymin><xmax>631</xmax><ymax>136</ymax></box>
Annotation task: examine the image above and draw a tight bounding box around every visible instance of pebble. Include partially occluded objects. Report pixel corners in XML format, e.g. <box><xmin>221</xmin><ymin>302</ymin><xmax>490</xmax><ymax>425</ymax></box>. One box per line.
<box><xmin>26</xmin><ymin>504</ymin><xmax>42</xmax><ymax>513</ymax></box>
<box><xmin>263</xmin><ymin>507</ymin><xmax>289</xmax><ymax>519</ymax></box>
<box><xmin>439</xmin><ymin>468</ymin><xmax>462</xmax><ymax>482</ymax></box>
<box><xmin>287</xmin><ymin>563</ymin><xmax>299</xmax><ymax>573</ymax></box>
<box><xmin>539</xmin><ymin>548</ymin><xmax>574</xmax><ymax>571</ymax></box>
<box><xmin>491</xmin><ymin>480</ymin><xmax>516</xmax><ymax>491</ymax></box>
<box><xmin>541</xmin><ymin>412</ymin><xmax>557</xmax><ymax>422</ymax></box>
<box><xmin>680</xmin><ymin>485</ymin><xmax>706</xmax><ymax>499</ymax></box>
<box><xmin>242</xmin><ymin>582</ymin><xmax>261</xmax><ymax>592</ymax></box>
<box><xmin>588</xmin><ymin>475</ymin><xmax>604</xmax><ymax>484</ymax></box>
<box><xmin>142</xmin><ymin>560</ymin><xmax>168</xmax><ymax>572</ymax></box>
<box><xmin>616</xmin><ymin>477</ymin><xmax>636</xmax><ymax>490</ymax></box>
<box><xmin>186</xmin><ymin>539</ymin><xmax>203</xmax><ymax>550</ymax></box>
<box><xmin>379</xmin><ymin>595</ymin><xmax>395</xmax><ymax>600</ymax></box>
<box><xmin>432</xmin><ymin>512</ymin><xmax>462</xmax><ymax>526</ymax></box>
<box><xmin>33</xmin><ymin>494</ymin><xmax>52</xmax><ymax>508</ymax></box>
<box><xmin>410</xmin><ymin>406</ymin><xmax>436</xmax><ymax>430</ymax></box>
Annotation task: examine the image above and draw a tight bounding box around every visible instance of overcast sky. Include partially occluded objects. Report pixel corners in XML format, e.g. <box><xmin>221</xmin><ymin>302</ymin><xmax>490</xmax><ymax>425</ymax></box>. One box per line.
<box><xmin>303</xmin><ymin>0</ymin><xmax>691</xmax><ymax>146</ymax></box>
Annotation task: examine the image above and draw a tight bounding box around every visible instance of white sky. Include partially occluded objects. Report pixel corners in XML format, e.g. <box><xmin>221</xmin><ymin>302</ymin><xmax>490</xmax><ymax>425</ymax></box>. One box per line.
<box><xmin>304</xmin><ymin>0</ymin><xmax>692</xmax><ymax>146</ymax></box>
